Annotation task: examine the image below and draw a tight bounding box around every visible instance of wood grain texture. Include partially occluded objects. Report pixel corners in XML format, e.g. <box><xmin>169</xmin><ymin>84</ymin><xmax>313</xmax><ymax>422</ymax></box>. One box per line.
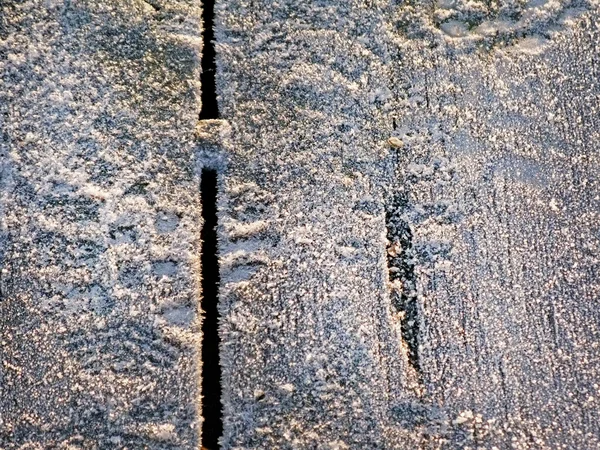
<box><xmin>215</xmin><ymin>1</ymin><xmax>600</xmax><ymax>447</ymax></box>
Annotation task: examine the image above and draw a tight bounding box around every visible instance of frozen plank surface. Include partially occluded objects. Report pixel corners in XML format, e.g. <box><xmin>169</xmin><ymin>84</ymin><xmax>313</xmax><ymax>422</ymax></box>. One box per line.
<box><xmin>0</xmin><ymin>1</ymin><xmax>204</xmax><ymax>447</ymax></box>
<box><xmin>214</xmin><ymin>0</ymin><xmax>600</xmax><ymax>448</ymax></box>
<box><xmin>2</xmin><ymin>0</ymin><xmax>600</xmax><ymax>448</ymax></box>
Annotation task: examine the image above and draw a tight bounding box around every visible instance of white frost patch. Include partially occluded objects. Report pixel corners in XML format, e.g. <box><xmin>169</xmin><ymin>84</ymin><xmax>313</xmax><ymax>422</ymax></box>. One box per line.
<box><xmin>436</xmin><ymin>0</ymin><xmax>456</xmax><ymax>9</ymax></box>
<box><xmin>279</xmin><ymin>383</ymin><xmax>295</xmax><ymax>394</ymax></box>
<box><xmin>153</xmin><ymin>260</ymin><xmax>178</xmax><ymax>277</ymax></box>
<box><xmin>440</xmin><ymin>20</ymin><xmax>468</xmax><ymax>38</ymax></box>
<box><xmin>407</xmin><ymin>163</ymin><xmax>434</xmax><ymax>178</ymax></box>
<box><xmin>155</xmin><ymin>211</ymin><xmax>180</xmax><ymax>233</ymax></box>
<box><xmin>289</xmin><ymin>225</ymin><xmax>316</xmax><ymax>245</ymax></box>
<box><xmin>221</xmin><ymin>265</ymin><xmax>261</xmax><ymax>283</ymax></box>
<box><xmin>473</xmin><ymin>20</ymin><xmax>515</xmax><ymax>36</ymax></box>
<box><xmin>335</xmin><ymin>245</ymin><xmax>358</xmax><ymax>259</ymax></box>
<box><xmin>228</xmin><ymin>181</ymin><xmax>259</xmax><ymax>197</ymax></box>
<box><xmin>220</xmin><ymin>247</ymin><xmax>269</xmax><ymax>270</ymax></box>
<box><xmin>510</xmin><ymin>35</ymin><xmax>549</xmax><ymax>55</ymax></box>
<box><xmin>369</xmin><ymin>87</ymin><xmax>392</xmax><ymax>104</ymax></box>
<box><xmin>526</xmin><ymin>0</ymin><xmax>549</xmax><ymax>7</ymax></box>
<box><xmin>162</xmin><ymin>305</ymin><xmax>194</xmax><ymax>327</ymax></box>
<box><xmin>559</xmin><ymin>7</ymin><xmax>588</xmax><ymax>26</ymax></box>
<box><xmin>453</xmin><ymin>409</ymin><xmax>475</xmax><ymax>425</ymax></box>
<box><xmin>80</xmin><ymin>183</ymin><xmax>110</xmax><ymax>201</ymax></box>
<box><xmin>224</xmin><ymin>219</ymin><xmax>269</xmax><ymax>240</ymax></box>
<box><xmin>149</xmin><ymin>423</ymin><xmax>177</xmax><ymax>442</ymax></box>
<box><xmin>327</xmin><ymin>441</ymin><xmax>349</xmax><ymax>450</ymax></box>
<box><xmin>49</xmin><ymin>89</ymin><xmax>74</xmax><ymax>104</ymax></box>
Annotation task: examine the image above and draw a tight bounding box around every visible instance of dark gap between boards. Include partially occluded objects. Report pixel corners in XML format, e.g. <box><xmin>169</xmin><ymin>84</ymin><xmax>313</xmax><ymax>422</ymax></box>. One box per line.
<box><xmin>200</xmin><ymin>168</ymin><xmax>222</xmax><ymax>449</ymax></box>
<box><xmin>199</xmin><ymin>0</ymin><xmax>219</xmax><ymax>120</ymax></box>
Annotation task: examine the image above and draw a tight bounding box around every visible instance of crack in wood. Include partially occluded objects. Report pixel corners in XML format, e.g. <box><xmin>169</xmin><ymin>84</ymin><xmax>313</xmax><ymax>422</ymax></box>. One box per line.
<box><xmin>386</xmin><ymin>192</ymin><xmax>423</xmax><ymax>384</ymax></box>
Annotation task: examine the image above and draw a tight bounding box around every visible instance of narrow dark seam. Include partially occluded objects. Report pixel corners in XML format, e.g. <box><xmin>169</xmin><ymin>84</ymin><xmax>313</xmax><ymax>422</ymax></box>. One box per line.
<box><xmin>199</xmin><ymin>0</ymin><xmax>219</xmax><ymax>120</ymax></box>
<box><xmin>385</xmin><ymin>192</ymin><xmax>424</xmax><ymax>384</ymax></box>
<box><xmin>200</xmin><ymin>168</ymin><xmax>222</xmax><ymax>449</ymax></box>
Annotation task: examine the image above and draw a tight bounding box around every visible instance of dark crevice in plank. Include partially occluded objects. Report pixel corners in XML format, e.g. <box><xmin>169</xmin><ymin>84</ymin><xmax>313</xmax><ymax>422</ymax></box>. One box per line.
<box><xmin>199</xmin><ymin>0</ymin><xmax>219</xmax><ymax>120</ymax></box>
<box><xmin>386</xmin><ymin>192</ymin><xmax>423</xmax><ymax>383</ymax></box>
<box><xmin>200</xmin><ymin>168</ymin><xmax>222</xmax><ymax>449</ymax></box>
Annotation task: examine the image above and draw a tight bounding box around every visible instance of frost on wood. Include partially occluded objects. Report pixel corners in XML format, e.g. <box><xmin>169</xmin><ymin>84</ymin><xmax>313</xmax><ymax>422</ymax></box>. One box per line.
<box><xmin>0</xmin><ymin>0</ymin><xmax>204</xmax><ymax>447</ymax></box>
<box><xmin>2</xmin><ymin>0</ymin><xmax>600</xmax><ymax>448</ymax></box>
<box><xmin>213</xmin><ymin>0</ymin><xmax>600</xmax><ymax>448</ymax></box>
